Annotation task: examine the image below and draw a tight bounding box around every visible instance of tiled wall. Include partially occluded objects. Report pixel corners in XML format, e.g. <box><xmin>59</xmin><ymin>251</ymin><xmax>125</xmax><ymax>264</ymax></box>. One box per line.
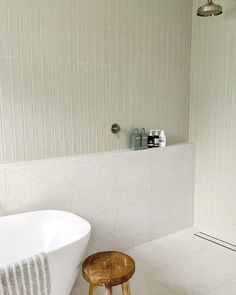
<box><xmin>0</xmin><ymin>0</ymin><xmax>192</xmax><ymax>163</ymax></box>
<box><xmin>190</xmin><ymin>0</ymin><xmax>236</xmax><ymax>243</ymax></box>
<box><xmin>0</xmin><ymin>144</ymin><xmax>194</xmax><ymax>252</ymax></box>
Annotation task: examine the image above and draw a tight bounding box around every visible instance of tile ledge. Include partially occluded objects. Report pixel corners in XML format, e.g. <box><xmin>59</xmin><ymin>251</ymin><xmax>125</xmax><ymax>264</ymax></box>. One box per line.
<box><xmin>0</xmin><ymin>142</ymin><xmax>194</xmax><ymax>168</ymax></box>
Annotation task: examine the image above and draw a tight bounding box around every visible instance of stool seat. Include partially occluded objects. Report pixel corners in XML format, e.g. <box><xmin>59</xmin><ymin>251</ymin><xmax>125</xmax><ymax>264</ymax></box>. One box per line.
<box><xmin>82</xmin><ymin>251</ymin><xmax>135</xmax><ymax>287</ymax></box>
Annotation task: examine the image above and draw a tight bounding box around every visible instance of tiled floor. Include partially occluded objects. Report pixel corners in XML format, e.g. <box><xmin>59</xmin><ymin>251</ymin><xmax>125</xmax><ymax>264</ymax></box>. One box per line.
<box><xmin>72</xmin><ymin>228</ymin><xmax>236</xmax><ymax>295</ymax></box>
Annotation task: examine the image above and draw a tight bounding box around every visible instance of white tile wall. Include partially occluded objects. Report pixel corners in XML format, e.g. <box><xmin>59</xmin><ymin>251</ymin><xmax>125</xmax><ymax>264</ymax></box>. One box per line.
<box><xmin>190</xmin><ymin>0</ymin><xmax>236</xmax><ymax>244</ymax></box>
<box><xmin>66</xmin><ymin>154</ymin><xmax>115</xmax><ymax>253</ymax></box>
<box><xmin>0</xmin><ymin>143</ymin><xmax>194</xmax><ymax>251</ymax></box>
<box><xmin>151</xmin><ymin>145</ymin><xmax>195</xmax><ymax>239</ymax></box>
<box><xmin>66</xmin><ymin>155</ymin><xmax>114</xmax><ymax>216</ymax></box>
<box><xmin>0</xmin><ymin>0</ymin><xmax>192</xmax><ymax>163</ymax></box>
<box><xmin>6</xmin><ymin>160</ymin><xmax>66</xmax><ymax>214</ymax></box>
<box><xmin>113</xmin><ymin>151</ymin><xmax>153</xmax><ymax>249</ymax></box>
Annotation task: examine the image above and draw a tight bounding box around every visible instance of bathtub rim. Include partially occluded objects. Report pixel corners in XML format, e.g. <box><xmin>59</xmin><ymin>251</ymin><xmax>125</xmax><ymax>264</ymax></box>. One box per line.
<box><xmin>0</xmin><ymin>209</ymin><xmax>91</xmax><ymax>255</ymax></box>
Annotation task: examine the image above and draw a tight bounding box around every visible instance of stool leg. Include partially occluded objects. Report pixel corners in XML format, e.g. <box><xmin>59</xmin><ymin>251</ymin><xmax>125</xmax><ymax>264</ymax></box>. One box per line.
<box><xmin>89</xmin><ymin>284</ymin><xmax>97</xmax><ymax>295</ymax></box>
<box><xmin>122</xmin><ymin>281</ymin><xmax>131</xmax><ymax>295</ymax></box>
<box><xmin>105</xmin><ymin>286</ymin><xmax>112</xmax><ymax>295</ymax></box>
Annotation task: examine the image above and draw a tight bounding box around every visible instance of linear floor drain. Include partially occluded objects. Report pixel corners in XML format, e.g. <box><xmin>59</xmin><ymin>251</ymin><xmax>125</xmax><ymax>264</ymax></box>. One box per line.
<box><xmin>195</xmin><ymin>232</ymin><xmax>236</xmax><ymax>252</ymax></box>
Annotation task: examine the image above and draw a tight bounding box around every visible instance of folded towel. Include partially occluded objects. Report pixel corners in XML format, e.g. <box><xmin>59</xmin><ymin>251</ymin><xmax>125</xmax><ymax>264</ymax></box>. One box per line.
<box><xmin>0</xmin><ymin>253</ymin><xmax>51</xmax><ymax>295</ymax></box>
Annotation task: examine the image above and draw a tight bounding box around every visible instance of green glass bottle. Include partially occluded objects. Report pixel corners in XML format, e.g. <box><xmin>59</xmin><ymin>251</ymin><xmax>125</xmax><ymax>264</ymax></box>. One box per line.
<box><xmin>140</xmin><ymin>128</ymin><xmax>148</xmax><ymax>149</ymax></box>
<box><xmin>130</xmin><ymin>129</ymin><xmax>141</xmax><ymax>150</ymax></box>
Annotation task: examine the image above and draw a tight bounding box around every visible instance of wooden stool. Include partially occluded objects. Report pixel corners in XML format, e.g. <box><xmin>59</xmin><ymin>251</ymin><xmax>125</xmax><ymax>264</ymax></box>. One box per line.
<box><xmin>82</xmin><ymin>251</ymin><xmax>135</xmax><ymax>295</ymax></box>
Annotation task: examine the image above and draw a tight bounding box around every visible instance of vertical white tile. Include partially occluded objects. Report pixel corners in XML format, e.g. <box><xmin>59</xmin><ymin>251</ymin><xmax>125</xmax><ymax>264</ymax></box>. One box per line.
<box><xmin>8</xmin><ymin>12</ymin><xmax>20</xmax><ymax>57</ymax></box>
<box><xmin>20</xmin><ymin>0</ymin><xmax>29</xmax><ymax>13</ymax></box>
<box><xmin>60</xmin><ymin>10</ymin><xmax>69</xmax><ymax>61</ymax></box>
<box><xmin>61</xmin><ymin>61</ymin><xmax>72</xmax><ymax>154</ymax></box>
<box><xmin>29</xmin><ymin>0</ymin><xmax>40</xmax><ymax>16</ymax></box>
<box><xmin>42</xmin><ymin>60</ymin><xmax>54</xmax><ymax>157</ymax></box>
<box><xmin>0</xmin><ymin>12</ymin><xmax>9</xmax><ymax>56</ymax></box>
<box><xmin>52</xmin><ymin>61</ymin><xmax>64</xmax><ymax>157</ymax></box>
<box><xmin>30</xmin><ymin>16</ymin><xmax>40</xmax><ymax>59</ymax></box>
<box><xmin>11</xmin><ymin>58</ymin><xmax>24</xmax><ymax>143</ymax></box>
<box><xmin>70</xmin><ymin>63</ymin><xmax>80</xmax><ymax>153</ymax></box>
<box><xmin>49</xmin><ymin>0</ymin><xmax>60</xmax><ymax>20</ymax></box>
<box><xmin>69</xmin><ymin>2</ymin><xmax>78</xmax><ymax>61</ymax></box>
<box><xmin>77</xmin><ymin>25</ymin><xmax>86</xmax><ymax>63</ymax></box>
<box><xmin>0</xmin><ymin>0</ymin><xmax>7</xmax><ymax>12</ymax></box>
<box><xmin>50</xmin><ymin>20</ymin><xmax>61</xmax><ymax>60</ymax></box>
<box><xmin>19</xmin><ymin>13</ymin><xmax>30</xmax><ymax>58</ymax></box>
<box><xmin>40</xmin><ymin>0</ymin><xmax>49</xmax><ymax>17</ymax></box>
<box><xmin>21</xmin><ymin>59</ymin><xmax>35</xmax><ymax>145</ymax></box>
<box><xmin>40</xmin><ymin>16</ymin><xmax>51</xmax><ymax>59</ymax></box>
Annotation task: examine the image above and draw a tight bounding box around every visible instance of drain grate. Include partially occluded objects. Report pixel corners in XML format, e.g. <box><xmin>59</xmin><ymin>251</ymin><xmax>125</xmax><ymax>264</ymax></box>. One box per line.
<box><xmin>195</xmin><ymin>232</ymin><xmax>236</xmax><ymax>252</ymax></box>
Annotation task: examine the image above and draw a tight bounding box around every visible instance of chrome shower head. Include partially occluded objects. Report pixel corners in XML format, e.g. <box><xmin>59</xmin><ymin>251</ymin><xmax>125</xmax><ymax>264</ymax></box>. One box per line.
<box><xmin>197</xmin><ymin>0</ymin><xmax>223</xmax><ymax>17</ymax></box>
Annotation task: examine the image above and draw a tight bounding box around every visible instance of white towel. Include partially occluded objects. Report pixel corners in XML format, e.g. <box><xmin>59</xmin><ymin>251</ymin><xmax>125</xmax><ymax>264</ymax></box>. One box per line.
<box><xmin>0</xmin><ymin>253</ymin><xmax>51</xmax><ymax>295</ymax></box>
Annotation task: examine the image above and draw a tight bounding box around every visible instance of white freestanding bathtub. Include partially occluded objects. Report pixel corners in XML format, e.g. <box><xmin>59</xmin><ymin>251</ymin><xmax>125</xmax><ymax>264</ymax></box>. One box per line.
<box><xmin>0</xmin><ymin>210</ymin><xmax>91</xmax><ymax>295</ymax></box>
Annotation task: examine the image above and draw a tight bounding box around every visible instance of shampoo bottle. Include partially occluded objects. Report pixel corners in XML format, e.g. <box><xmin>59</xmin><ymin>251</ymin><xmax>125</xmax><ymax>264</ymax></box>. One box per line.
<box><xmin>148</xmin><ymin>130</ymin><xmax>154</xmax><ymax>148</ymax></box>
<box><xmin>141</xmin><ymin>128</ymin><xmax>148</xmax><ymax>149</ymax></box>
<box><xmin>130</xmin><ymin>128</ymin><xmax>141</xmax><ymax>150</ymax></box>
<box><xmin>153</xmin><ymin>130</ymin><xmax>160</xmax><ymax>147</ymax></box>
<box><xmin>159</xmin><ymin>130</ymin><xmax>166</xmax><ymax>147</ymax></box>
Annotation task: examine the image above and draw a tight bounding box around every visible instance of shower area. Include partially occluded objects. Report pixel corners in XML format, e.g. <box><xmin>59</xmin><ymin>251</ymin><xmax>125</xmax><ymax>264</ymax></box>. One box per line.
<box><xmin>190</xmin><ymin>0</ymin><xmax>236</xmax><ymax>247</ymax></box>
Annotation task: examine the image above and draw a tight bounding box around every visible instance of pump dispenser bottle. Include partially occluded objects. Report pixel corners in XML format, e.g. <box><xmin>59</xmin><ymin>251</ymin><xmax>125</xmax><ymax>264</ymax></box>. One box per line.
<box><xmin>159</xmin><ymin>130</ymin><xmax>166</xmax><ymax>147</ymax></box>
<box><xmin>153</xmin><ymin>130</ymin><xmax>160</xmax><ymax>147</ymax></box>
<box><xmin>141</xmin><ymin>128</ymin><xmax>148</xmax><ymax>149</ymax></box>
<box><xmin>148</xmin><ymin>130</ymin><xmax>154</xmax><ymax>148</ymax></box>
